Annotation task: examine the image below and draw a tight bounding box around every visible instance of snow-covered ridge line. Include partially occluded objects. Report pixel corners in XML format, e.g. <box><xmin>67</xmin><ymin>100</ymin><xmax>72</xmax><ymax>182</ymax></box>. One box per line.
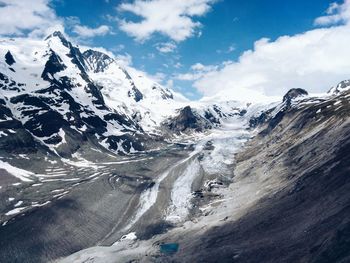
<box><xmin>0</xmin><ymin>31</ymin><xmax>184</xmax><ymax>157</ymax></box>
<box><xmin>0</xmin><ymin>30</ymin><xmax>263</xmax><ymax>160</ymax></box>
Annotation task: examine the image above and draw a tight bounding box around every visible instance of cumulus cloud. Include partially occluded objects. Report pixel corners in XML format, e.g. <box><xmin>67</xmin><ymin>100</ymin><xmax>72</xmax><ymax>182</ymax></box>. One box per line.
<box><xmin>175</xmin><ymin>63</ymin><xmax>218</xmax><ymax>81</ymax></box>
<box><xmin>73</xmin><ymin>25</ymin><xmax>111</xmax><ymax>38</ymax></box>
<box><xmin>115</xmin><ymin>53</ymin><xmax>133</xmax><ymax>67</ymax></box>
<box><xmin>177</xmin><ymin>0</ymin><xmax>350</xmax><ymax>102</ymax></box>
<box><xmin>314</xmin><ymin>0</ymin><xmax>350</xmax><ymax>26</ymax></box>
<box><xmin>117</xmin><ymin>0</ymin><xmax>217</xmax><ymax>42</ymax></box>
<box><xmin>0</xmin><ymin>1</ymin><xmax>111</xmax><ymax>40</ymax></box>
<box><xmin>155</xmin><ymin>42</ymin><xmax>177</xmax><ymax>53</ymax></box>
<box><xmin>0</xmin><ymin>0</ymin><xmax>62</xmax><ymax>36</ymax></box>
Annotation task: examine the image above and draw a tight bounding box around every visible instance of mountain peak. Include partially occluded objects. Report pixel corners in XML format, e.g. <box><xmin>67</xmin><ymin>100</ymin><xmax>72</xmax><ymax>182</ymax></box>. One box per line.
<box><xmin>282</xmin><ymin>88</ymin><xmax>308</xmax><ymax>104</ymax></box>
<box><xmin>45</xmin><ymin>31</ymin><xmax>70</xmax><ymax>48</ymax></box>
<box><xmin>328</xmin><ymin>79</ymin><xmax>350</xmax><ymax>95</ymax></box>
<box><xmin>83</xmin><ymin>49</ymin><xmax>114</xmax><ymax>73</ymax></box>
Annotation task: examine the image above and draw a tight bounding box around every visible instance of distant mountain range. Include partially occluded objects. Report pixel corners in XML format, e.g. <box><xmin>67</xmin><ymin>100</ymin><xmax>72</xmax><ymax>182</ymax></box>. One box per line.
<box><xmin>0</xmin><ymin>31</ymin><xmax>249</xmax><ymax>158</ymax></box>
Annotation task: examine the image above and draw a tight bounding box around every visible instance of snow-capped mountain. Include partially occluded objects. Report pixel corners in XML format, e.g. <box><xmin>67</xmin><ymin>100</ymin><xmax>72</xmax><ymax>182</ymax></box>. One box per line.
<box><xmin>0</xmin><ymin>31</ymin><xmax>152</xmax><ymax>156</ymax></box>
<box><xmin>0</xmin><ymin>32</ymin><xmax>171</xmax><ymax>157</ymax></box>
<box><xmin>328</xmin><ymin>79</ymin><xmax>350</xmax><ymax>95</ymax></box>
<box><xmin>0</xmin><ymin>31</ymin><xmax>250</xmax><ymax>158</ymax></box>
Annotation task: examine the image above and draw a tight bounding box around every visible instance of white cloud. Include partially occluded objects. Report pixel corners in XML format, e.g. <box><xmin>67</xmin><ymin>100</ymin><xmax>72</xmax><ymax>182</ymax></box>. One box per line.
<box><xmin>141</xmin><ymin>53</ymin><xmax>156</xmax><ymax>60</ymax></box>
<box><xmin>0</xmin><ymin>1</ymin><xmax>111</xmax><ymax>39</ymax></box>
<box><xmin>314</xmin><ymin>0</ymin><xmax>350</xmax><ymax>26</ymax></box>
<box><xmin>0</xmin><ymin>0</ymin><xmax>63</xmax><ymax>37</ymax></box>
<box><xmin>216</xmin><ymin>44</ymin><xmax>236</xmax><ymax>54</ymax></box>
<box><xmin>174</xmin><ymin>62</ymin><xmax>183</xmax><ymax>69</ymax></box>
<box><xmin>176</xmin><ymin>63</ymin><xmax>218</xmax><ymax>81</ymax></box>
<box><xmin>176</xmin><ymin>73</ymin><xmax>201</xmax><ymax>81</ymax></box>
<box><xmin>115</xmin><ymin>53</ymin><xmax>133</xmax><ymax>67</ymax></box>
<box><xmin>156</xmin><ymin>42</ymin><xmax>177</xmax><ymax>53</ymax></box>
<box><xmin>73</xmin><ymin>25</ymin><xmax>111</xmax><ymax>38</ymax></box>
<box><xmin>166</xmin><ymin>79</ymin><xmax>174</xmax><ymax>89</ymax></box>
<box><xmin>150</xmin><ymin>72</ymin><xmax>167</xmax><ymax>83</ymax></box>
<box><xmin>190</xmin><ymin>62</ymin><xmax>217</xmax><ymax>71</ymax></box>
<box><xmin>176</xmin><ymin>0</ymin><xmax>350</xmax><ymax>102</ymax></box>
<box><xmin>114</xmin><ymin>44</ymin><xmax>125</xmax><ymax>52</ymax></box>
<box><xmin>117</xmin><ymin>0</ymin><xmax>217</xmax><ymax>42</ymax></box>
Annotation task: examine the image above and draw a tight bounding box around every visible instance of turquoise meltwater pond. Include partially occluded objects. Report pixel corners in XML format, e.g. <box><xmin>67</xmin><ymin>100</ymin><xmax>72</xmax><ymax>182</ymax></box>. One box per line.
<box><xmin>160</xmin><ymin>243</ymin><xmax>179</xmax><ymax>254</ymax></box>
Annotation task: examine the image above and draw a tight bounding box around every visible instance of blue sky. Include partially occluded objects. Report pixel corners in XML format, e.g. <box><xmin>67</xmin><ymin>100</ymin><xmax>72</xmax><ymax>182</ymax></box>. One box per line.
<box><xmin>1</xmin><ymin>0</ymin><xmax>350</xmax><ymax>101</ymax></box>
<box><xmin>52</xmin><ymin>0</ymin><xmax>335</xmax><ymax>99</ymax></box>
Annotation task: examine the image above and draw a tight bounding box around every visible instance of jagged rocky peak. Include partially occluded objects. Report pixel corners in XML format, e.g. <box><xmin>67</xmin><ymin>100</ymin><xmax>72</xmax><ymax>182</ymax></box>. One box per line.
<box><xmin>179</xmin><ymin>105</ymin><xmax>195</xmax><ymax>118</ymax></box>
<box><xmin>283</xmin><ymin>88</ymin><xmax>308</xmax><ymax>104</ymax></box>
<box><xmin>45</xmin><ymin>32</ymin><xmax>91</xmax><ymax>81</ymax></box>
<box><xmin>250</xmin><ymin>88</ymin><xmax>309</xmax><ymax>130</ymax></box>
<box><xmin>328</xmin><ymin>79</ymin><xmax>350</xmax><ymax>95</ymax></box>
<box><xmin>41</xmin><ymin>50</ymin><xmax>67</xmax><ymax>80</ymax></box>
<box><xmin>152</xmin><ymin>84</ymin><xmax>173</xmax><ymax>100</ymax></box>
<box><xmin>5</xmin><ymin>50</ymin><xmax>15</xmax><ymax>66</ymax></box>
<box><xmin>168</xmin><ymin>105</ymin><xmax>211</xmax><ymax>132</ymax></box>
<box><xmin>83</xmin><ymin>49</ymin><xmax>114</xmax><ymax>73</ymax></box>
<box><xmin>45</xmin><ymin>31</ymin><xmax>70</xmax><ymax>48</ymax></box>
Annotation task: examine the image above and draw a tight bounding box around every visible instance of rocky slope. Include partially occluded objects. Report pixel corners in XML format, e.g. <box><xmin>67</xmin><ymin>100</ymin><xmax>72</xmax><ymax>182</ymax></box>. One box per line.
<box><xmin>163</xmin><ymin>82</ymin><xmax>350</xmax><ymax>263</ymax></box>
<box><xmin>60</xmin><ymin>82</ymin><xmax>350</xmax><ymax>263</ymax></box>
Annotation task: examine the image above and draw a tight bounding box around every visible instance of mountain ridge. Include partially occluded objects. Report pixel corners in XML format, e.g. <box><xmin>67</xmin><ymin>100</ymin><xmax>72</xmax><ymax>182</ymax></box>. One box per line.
<box><xmin>0</xmin><ymin>31</ymin><xmax>254</xmax><ymax>158</ymax></box>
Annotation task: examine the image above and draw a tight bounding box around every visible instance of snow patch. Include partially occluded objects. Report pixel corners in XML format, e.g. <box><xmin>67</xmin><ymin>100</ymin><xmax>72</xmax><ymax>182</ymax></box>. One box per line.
<box><xmin>0</xmin><ymin>160</ymin><xmax>34</xmax><ymax>182</ymax></box>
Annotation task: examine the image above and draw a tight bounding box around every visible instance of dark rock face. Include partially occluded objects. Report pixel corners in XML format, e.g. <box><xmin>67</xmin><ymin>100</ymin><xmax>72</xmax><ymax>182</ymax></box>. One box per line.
<box><xmin>283</xmin><ymin>88</ymin><xmax>308</xmax><ymax>105</ymax></box>
<box><xmin>0</xmin><ymin>72</ymin><xmax>24</xmax><ymax>92</ymax></box>
<box><xmin>0</xmin><ymin>95</ymin><xmax>44</xmax><ymax>153</ymax></box>
<box><xmin>103</xmin><ymin>112</ymin><xmax>140</xmax><ymax>130</ymax></box>
<box><xmin>168</xmin><ymin>106</ymin><xmax>211</xmax><ymax>132</ymax></box>
<box><xmin>204</xmin><ymin>110</ymin><xmax>220</xmax><ymax>124</ymax></box>
<box><xmin>41</xmin><ymin>51</ymin><xmax>67</xmax><ymax>81</ymax></box>
<box><xmin>0</xmin><ymin>129</ymin><xmax>38</xmax><ymax>153</ymax></box>
<box><xmin>105</xmin><ymin>134</ymin><xmax>144</xmax><ymax>154</ymax></box>
<box><xmin>249</xmin><ymin>107</ymin><xmax>275</xmax><ymax>128</ymax></box>
<box><xmin>25</xmin><ymin>110</ymin><xmax>67</xmax><ymax>137</ymax></box>
<box><xmin>84</xmin><ymin>83</ymin><xmax>106</xmax><ymax>108</ymax></box>
<box><xmin>128</xmin><ymin>86</ymin><xmax>144</xmax><ymax>102</ymax></box>
<box><xmin>83</xmin><ymin>49</ymin><xmax>114</xmax><ymax>73</ymax></box>
<box><xmin>5</xmin><ymin>51</ymin><xmax>15</xmax><ymax>66</ymax></box>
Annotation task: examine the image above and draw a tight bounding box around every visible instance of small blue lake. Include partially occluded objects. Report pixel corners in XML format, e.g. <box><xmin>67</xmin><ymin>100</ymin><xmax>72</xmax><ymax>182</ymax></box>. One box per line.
<box><xmin>160</xmin><ymin>243</ymin><xmax>179</xmax><ymax>255</ymax></box>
